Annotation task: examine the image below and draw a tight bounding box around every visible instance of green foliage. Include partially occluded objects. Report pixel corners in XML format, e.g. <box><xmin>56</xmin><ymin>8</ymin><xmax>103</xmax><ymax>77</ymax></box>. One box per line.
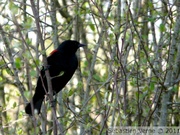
<box><xmin>68</xmin><ymin>88</ymin><xmax>74</xmax><ymax>97</ymax></box>
<box><xmin>89</xmin><ymin>23</ymin><xmax>95</xmax><ymax>32</ymax></box>
<box><xmin>23</xmin><ymin>16</ymin><xmax>33</xmax><ymax>29</ymax></box>
<box><xmin>15</xmin><ymin>57</ymin><xmax>21</xmax><ymax>69</ymax></box>
<box><xmin>9</xmin><ymin>1</ymin><xmax>18</xmax><ymax>14</ymax></box>
<box><xmin>30</xmin><ymin>70</ymin><xmax>36</xmax><ymax>77</ymax></box>
<box><xmin>12</xmin><ymin>102</ymin><xmax>17</xmax><ymax>108</ymax></box>
<box><xmin>59</xmin><ymin>71</ymin><xmax>64</xmax><ymax>76</ymax></box>
<box><xmin>0</xmin><ymin>0</ymin><xmax>180</xmax><ymax>134</ymax></box>
<box><xmin>93</xmin><ymin>73</ymin><xmax>102</xmax><ymax>82</ymax></box>
<box><xmin>16</xmin><ymin>128</ymin><xmax>23</xmax><ymax>135</ymax></box>
<box><xmin>159</xmin><ymin>23</ymin><xmax>166</xmax><ymax>32</ymax></box>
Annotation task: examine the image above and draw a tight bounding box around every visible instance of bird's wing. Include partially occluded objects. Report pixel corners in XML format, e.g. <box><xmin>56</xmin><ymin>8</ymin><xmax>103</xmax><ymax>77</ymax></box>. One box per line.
<box><xmin>46</xmin><ymin>51</ymin><xmax>66</xmax><ymax>77</ymax></box>
<box><xmin>44</xmin><ymin>50</ymin><xmax>77</xmax><ymax>78</ymax></box>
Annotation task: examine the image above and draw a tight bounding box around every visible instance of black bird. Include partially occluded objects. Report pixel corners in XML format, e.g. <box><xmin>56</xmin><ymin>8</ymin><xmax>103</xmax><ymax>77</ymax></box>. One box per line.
<box><xmin>25</xmin><ymin>40</ymin><xmax>85</xmax><ymax>115</ymax></box>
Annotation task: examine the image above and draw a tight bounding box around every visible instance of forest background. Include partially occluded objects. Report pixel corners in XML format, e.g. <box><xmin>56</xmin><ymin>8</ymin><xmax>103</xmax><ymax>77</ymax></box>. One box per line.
<box><xmin>0</xmin><ymin>0</ymin><xmax>180</xmax><ymax>134</ymax></box>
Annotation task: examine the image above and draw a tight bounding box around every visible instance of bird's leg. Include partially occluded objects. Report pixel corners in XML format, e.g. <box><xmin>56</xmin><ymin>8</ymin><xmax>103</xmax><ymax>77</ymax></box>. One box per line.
<box><xmin>49</xmin><ymin>91</ymin><xmax>57</xmax><ymax>108</ymax></box>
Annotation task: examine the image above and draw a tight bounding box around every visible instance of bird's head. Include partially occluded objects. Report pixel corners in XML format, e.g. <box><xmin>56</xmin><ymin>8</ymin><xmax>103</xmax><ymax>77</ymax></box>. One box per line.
<box><xmin>53</xmin><ymin>40</ymin><xmax>86</xmax><ymax>55</ymax></box>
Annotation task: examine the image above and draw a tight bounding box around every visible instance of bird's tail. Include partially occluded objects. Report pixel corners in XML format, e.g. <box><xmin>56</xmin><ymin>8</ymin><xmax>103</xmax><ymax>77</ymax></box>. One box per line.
<box><xmin>25</xmin><ymin>98</ymin><xmax>44</xmax><ymax>115</ymax></box>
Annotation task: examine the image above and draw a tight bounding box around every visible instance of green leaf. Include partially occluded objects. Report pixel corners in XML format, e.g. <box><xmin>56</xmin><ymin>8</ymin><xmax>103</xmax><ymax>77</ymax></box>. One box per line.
<box><xmin>147</xmin><ymin>17</ymin><xmax>156</xmax><ymax>22</ymax></box>
<box><xmin>77</xmin><ymin>81</ymin><xmax>83</xmax><ymax>88</ymax></box>
<box><xmin>93</xmin><ymin>74</ymin><xmax>102</xmax><ymax>81</ymax></box>
<box><xmin>23</xmin><ymin>51</ymin><xmax>31</xmax><ymax>59</ymax></box>
<box><xmin>68</xmin><ymin>89</ymin><xmax>74</xmax><ymax>97</ymax></box>
<box><xmin>159</xmin><ymin>24</ymin><xmax>166</xmax><ymax>32</ymax></box>
<box><xmin>35</xmin><ymin>59</ymin><xmax>40</xmax><ymax>66</ymax></box>
<box><xmin>6</xmin><ymin>96</ymin><xmax>9</xmax><ymax>102</ymax></box>
<box><xmin>150</xmin><ymin>82</ymin><xmax>155</xmax><ymax>91</ymax></box>
<box><xmin>17</xmin><ymin>128</ymin><xmax>23</xmax><ymax>135</ymax></box>
<box><xmin>9</xmin><ymin>1</ymin><xmax>18</xmax><ymax>14</ymax></box>
<box><xmin>109</xmin><ymin>33</ymin><xmax>114</xmax><ymax>39</ymax></box>
<box><xmin>26</xmin><ymin>38</ymin><xmax>32</xmax><ymax>45</ymax></box>
<box><xmin>5</xmin><ymin>25</ymin><xmax>11</xmax><ymax>31</ymax></box>
<box><xmin>89</xmin><ymin>23</ymin><xmax>95</xmax><ymax>31</ymax></box>
<box><xmin>13</xmin><ymin>102</ymin><xmax>17</xmax><ymax>108</ymax></box>
<box><xmin>85</xmin><ymin>123</ymin><xmax>91</xmax><ymax>130</ymax></box>
<box><xmin>15</xmin><ymin>57</ymin><xmax>21</xmax><ymax>69</ymax></box>
<box><xmin>23</xmin><ymin>16</ymin><xmax>33</xmax><ymax>29</ymax></box>
<box><xmin>59</xmin><ymin>71</ymin><xmax>64</xmax><ymax>76</ymax></box>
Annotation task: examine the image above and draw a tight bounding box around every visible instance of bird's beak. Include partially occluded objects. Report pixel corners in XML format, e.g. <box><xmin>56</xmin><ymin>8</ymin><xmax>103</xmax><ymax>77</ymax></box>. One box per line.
<box><xmin>78</xmin><ymin>43</ymin><xmax>86</xmax><ymax>47</ymax></box>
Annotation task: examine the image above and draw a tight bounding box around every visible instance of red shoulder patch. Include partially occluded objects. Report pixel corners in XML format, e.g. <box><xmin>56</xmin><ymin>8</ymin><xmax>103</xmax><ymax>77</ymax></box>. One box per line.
<box><xmin>50</xmin><ymin>49</ymin><xmax>58</xmax><ymax>55</ymax></box>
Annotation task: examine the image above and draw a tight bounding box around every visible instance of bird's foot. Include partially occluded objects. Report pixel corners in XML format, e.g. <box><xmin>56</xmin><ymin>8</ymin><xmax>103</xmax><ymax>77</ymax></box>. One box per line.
<box><xmin>50</xmin><ymin>99</ymin><xmax>56</xmax><ymax>107</ymax></box>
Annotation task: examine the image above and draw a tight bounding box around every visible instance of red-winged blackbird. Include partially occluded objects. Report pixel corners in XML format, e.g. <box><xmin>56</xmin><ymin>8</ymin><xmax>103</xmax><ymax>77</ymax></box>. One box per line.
<box><xmin>25</xmin><ymin>40</ymin><xmax>86</xmax><ymax>115</ymax></box>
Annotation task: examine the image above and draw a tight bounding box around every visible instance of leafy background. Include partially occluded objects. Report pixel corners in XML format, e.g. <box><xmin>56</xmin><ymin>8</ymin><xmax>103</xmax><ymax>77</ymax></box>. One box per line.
<box><xmin>0</xmin><ymin>0</ymin><xmax>180</xmax><ymax>134</ymax></box>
